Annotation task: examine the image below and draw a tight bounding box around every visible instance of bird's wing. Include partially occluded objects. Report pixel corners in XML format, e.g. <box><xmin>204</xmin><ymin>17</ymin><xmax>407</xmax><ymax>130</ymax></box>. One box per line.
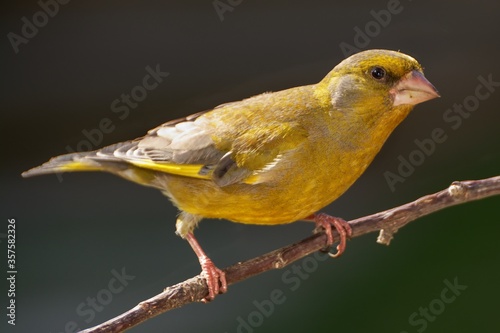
<box><xmin>101</xmin><ymin>109</ymin><xmax>308</xmax><ymax>187</ymax></box>
<box><xmin>103</xmin><ymin>111</ymin><xmax>223</xmax><ymax>181</ymax></box>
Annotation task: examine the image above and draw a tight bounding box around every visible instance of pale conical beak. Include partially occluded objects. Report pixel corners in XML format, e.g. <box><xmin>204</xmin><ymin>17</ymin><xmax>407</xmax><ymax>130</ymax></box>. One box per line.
<box><xmin>391</xmin><ymin>70</ymin><xmax>440</xmax><ymax>106</ymax></box>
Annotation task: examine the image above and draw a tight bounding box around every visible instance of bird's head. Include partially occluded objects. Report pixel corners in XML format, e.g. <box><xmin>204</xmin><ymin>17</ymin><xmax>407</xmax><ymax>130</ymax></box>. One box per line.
<box><xmin>317</xmin><ymin>49</ymin><xmax>439</xmax><ymax>124</ymax></box>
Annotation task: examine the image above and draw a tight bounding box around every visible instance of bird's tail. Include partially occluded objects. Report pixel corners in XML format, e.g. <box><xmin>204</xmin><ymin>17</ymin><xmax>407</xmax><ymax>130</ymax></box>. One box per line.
<box><xmin>21</xmin><ymin>143</ymin><xmax>130</xmax><ymax>178</ymax></box>
<box><xmin>22</xmin><ymin>141</ymin><xmax>161</xmax><ymax>188</ymax></box>
<box><xmin>22</xmin><ymin>152</ymin><xmax>100</xmax><ymax>177</ymax></box>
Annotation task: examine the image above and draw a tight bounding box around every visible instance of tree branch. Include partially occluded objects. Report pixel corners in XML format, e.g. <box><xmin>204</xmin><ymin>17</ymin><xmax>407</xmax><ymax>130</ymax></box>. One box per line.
<box><xmin>79</xmin><ymin>176</ymin><xmax>500</xmax><ymax>333</ymax></box>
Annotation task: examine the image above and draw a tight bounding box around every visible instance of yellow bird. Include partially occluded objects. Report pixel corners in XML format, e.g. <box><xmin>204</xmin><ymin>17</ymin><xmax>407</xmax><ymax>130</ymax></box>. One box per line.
<box><xmin>23</xmin><ymin>49</ymin><xmax>439</xmax><ymax>301</ymax></box>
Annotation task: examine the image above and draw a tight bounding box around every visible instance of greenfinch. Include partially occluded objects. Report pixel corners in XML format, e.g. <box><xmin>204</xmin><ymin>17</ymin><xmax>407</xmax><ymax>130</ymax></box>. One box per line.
<box><xmin>23</xmin><ymin>49</ymin><xmax>439</xmax><ymax>301</ymax></box>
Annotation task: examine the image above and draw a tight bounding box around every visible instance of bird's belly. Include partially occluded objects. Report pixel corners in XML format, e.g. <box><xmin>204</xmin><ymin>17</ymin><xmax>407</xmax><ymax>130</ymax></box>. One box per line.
<box><xmin>159</xmin><ymin>159</ymin><xmax>365</xmax><ymax>225</ymax></box>
<box><xmin>165</xmin><ymin>181</ymin><xmax>322</xmax><ymax>225</ymax></box>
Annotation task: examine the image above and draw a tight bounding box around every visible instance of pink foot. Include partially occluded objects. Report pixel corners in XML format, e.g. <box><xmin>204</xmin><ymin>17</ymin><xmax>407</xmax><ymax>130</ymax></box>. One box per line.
<box><xmin>186</xmin><ymin>232</ymin><xmax>227</xmax><ymax>302</ymax></box>
<box><xmin>199</xmin><ymin>255</ymin><xmax>227</xmax><ymax>302</ymax></box>
<box><xmin>307</xmin><ymin>213</ymin><xmax>353</xmax><ymax>258</ymax></box>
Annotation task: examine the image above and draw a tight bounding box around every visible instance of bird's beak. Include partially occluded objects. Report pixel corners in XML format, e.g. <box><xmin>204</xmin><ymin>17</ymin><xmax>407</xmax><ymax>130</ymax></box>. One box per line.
<box><xmin>391</xmin><ymin>70</ymin><xmax>440</xmax><ymax>106</ymax></box>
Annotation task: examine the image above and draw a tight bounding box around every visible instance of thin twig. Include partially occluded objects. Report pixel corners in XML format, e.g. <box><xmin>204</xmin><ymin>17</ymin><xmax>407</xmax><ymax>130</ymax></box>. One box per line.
<box><xmin>79</xmin><ymin>176</ymin><xmax>500</xmax><ymax>333</ymax></box>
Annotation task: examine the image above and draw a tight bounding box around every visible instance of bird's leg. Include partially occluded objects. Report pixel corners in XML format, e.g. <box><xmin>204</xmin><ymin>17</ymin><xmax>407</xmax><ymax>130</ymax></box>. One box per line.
<box><xmin>185</xmin><ymin>232</ymin><xmax>227</xmax><ymax>302</ymax></box>
<box><xmin>305</xmin><ymin>213</ymin><xmax>353</xmax><ymax>258</ymax></box>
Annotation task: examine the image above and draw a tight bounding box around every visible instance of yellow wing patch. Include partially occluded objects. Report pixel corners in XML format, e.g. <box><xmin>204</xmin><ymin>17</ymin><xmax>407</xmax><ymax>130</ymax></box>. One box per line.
<box><xmin>128</xmin><ymin>159</ymin><xmax>261</xmax><ymax>184</ymax></box>
<box><xmin>127</xmin><ymin>160</ymin><xmax>211</xmax><ymax>180</ymax></box>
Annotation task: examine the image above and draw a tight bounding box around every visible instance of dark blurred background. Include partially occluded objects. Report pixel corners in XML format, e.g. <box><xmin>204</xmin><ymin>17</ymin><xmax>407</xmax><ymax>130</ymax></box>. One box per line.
<box><xmin>2</xmin><ymin>0</ymin><xmax>500</xmax><ymax>332</ymax></box>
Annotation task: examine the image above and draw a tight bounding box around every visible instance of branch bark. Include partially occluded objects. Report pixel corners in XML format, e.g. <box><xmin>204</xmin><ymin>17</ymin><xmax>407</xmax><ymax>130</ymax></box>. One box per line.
<box><xmin>79</xmin><ymin>176</ymin><xmax>500</xmax><ymax>333</ymax></box>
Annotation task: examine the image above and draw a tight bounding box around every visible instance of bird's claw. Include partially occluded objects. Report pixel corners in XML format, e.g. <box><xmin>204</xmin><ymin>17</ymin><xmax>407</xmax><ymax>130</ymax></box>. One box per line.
<box><xmin>200</xmin><ymin>256</ymin><xmax>227</xmax><ymax>302</ymax></box>
<box><xmin>312</xmin><ymin>213</ymin><xmax>352</xmax><ymax>258</ymax></box>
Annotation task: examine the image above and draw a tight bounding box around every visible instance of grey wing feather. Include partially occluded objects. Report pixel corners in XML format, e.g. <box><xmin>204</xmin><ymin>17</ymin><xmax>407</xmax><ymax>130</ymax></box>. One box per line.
<box><xmin>107</xmin><ymin>114</ymin><xmax>225</xmax><ymax>166</ymax></box>
<box><xmin>133</xmin><ymin>109</ymin><xmax>252</xmax><ymax>185</ymax></box>
<box><xmin>99</xmin><ymin>107</ymin><xmax>250</xmax><ymax>186</ymax></box>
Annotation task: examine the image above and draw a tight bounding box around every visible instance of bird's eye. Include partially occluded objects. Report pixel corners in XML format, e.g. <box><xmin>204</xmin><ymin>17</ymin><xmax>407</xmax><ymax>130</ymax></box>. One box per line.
<box><xmin>371</xmin><ymin>67</ymin><xmax>386</xmax><ymax>80</ymax></box>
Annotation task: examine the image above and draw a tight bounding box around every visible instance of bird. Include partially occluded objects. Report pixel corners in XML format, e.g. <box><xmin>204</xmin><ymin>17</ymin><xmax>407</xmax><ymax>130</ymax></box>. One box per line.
<box><xmin>22</xmin><ymin>49</ymin><xmax>439</xmax><ymax>301</ymax></box>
